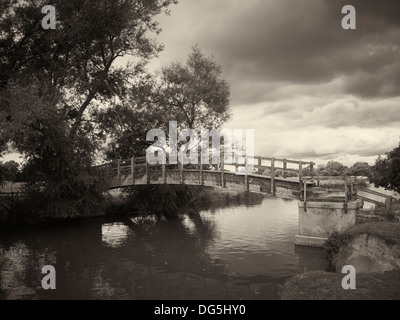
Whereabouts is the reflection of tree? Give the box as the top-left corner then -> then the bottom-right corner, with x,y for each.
186,209 -> 217,243
0,213 -> 230,299
0,221 -> 105,299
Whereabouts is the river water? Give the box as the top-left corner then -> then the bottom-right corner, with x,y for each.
0,197 -> 329,300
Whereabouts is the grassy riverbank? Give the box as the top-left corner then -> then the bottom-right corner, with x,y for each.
281,269 -> 400,300
106,184 -> 267,217
281,221 -> 400,300
1,183 -> 267,226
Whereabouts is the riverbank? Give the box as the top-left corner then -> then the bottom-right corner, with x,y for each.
281,221 -> 400,299
106,184 -> 268,217
1,183 -> 268,227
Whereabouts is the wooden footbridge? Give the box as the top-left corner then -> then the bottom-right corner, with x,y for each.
1,154 -> 396,207
100,155 -> 315,196
99,154 -> 397,206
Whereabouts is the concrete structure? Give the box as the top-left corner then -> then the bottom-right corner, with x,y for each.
295,200 -> 364,247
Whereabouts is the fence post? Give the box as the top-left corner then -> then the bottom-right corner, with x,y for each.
221,149 -> 226,188
200,152 -> 204,186
117,159 -> 121,186
344,178 -> 348,213
298,161 -> 303,190
162,160 -> 166,184
245,156 -> 249,191
386,197 -> 391,209
258,156 -> 262,174
310,161 -> 314,181
146,159 -> 150,184
271,157 -> 275,196
180,152 -> 184,184
131,156 -> 135,185
283,158 -> 287,178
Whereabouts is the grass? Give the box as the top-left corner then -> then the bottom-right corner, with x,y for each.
282,221 -> 400,299
106,185 -> 266,217
345,221 -> 400,245
280,269 -> 400,300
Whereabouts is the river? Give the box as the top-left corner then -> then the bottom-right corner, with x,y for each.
0,196 -> 329,300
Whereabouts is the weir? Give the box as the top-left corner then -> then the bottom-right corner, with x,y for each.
295,176 -> 364,247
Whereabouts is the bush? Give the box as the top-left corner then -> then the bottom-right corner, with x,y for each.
374,205 -> 399,222
117,184 -> 200,217
324,231 -> 353,263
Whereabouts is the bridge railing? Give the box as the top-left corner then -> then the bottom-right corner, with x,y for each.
300,176 -> 357,212
98,153 -> 315,195
354,186 -> 394,208
300,175 -> 396,209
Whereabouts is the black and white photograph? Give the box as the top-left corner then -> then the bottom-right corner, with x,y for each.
0,0 -> 400,304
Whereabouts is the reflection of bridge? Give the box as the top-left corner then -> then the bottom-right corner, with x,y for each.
102,155 -> 316,196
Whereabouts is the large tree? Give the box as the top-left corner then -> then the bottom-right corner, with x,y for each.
97,45 -> 232,160
371,143 -> 400,193
0,0 -> 177,217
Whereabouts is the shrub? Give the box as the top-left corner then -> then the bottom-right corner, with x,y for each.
324,231 -> 353,263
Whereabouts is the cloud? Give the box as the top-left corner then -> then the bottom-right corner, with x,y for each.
158,0 -> 400,105
153,0 -> 400,165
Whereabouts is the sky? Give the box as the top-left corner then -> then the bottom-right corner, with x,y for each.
2,0 -> 400,167
146,0 -> 400,167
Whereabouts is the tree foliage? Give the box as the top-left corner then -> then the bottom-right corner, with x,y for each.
0,0 -> 177,218
371,144 -> 400,193
158,45 -> 231,130
316,161 -> 348,176
348,162 -> 372,177
97,45 -> 232,160
0,160 -> 20,182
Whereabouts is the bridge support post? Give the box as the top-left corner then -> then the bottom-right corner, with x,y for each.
199,157 -> 204,186
258,156 -> 262,174
270,158 -> 275,196
180,153 -> 184,184
146,161 -> 150,184
162,161 -> 166,184
131,156 -> 135,185
295,200 -> 363,247
117,159 -> 121,186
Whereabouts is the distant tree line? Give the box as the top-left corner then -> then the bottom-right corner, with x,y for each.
307,161 -> 372,178
300,143 -> 400,194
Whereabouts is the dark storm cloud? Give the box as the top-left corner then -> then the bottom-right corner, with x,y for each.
155,0 -> 400,164
173,0 -> 400,104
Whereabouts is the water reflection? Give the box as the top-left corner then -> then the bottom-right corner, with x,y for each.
0,197 -> 329,300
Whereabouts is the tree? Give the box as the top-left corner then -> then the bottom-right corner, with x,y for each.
0,161 -> 20,181
371,144 -> 400,193
317,161 -> 348,176
348,162 -> 372,177
158,45 -> 231,130
0,0 -> 177,217
96,46 -> 232,160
